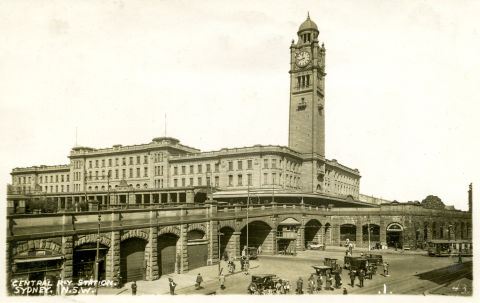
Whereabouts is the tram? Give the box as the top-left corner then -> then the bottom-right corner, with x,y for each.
427,240 -> 472,257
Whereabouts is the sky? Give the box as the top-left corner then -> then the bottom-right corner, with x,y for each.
1,0 -> 479,211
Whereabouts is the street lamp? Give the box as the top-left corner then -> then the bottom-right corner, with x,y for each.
218,232 -> 224,275
367,217 -> 371,251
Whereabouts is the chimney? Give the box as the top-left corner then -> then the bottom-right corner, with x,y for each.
468,183 -> 473,213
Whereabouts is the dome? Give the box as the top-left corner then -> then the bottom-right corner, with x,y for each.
298,13 -> 318,33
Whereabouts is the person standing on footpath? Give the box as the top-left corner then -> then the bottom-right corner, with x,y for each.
383,262 -> 389,276
131,281 -> 137,295
316,274 -> 323,291
219,273 -> 226,290
195,273 -> 203,290
349,270 -> 356,287
296,277 -> 303,294
169,278 -> 176,295
358,269 -> 365,288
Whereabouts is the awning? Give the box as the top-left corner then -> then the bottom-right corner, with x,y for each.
14,256 -> 63,263
279,217 -> 300,225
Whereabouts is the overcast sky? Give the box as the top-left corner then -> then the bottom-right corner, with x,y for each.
1,0 -> 479,211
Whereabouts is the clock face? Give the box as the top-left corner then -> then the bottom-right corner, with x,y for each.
296,51 -> 310,67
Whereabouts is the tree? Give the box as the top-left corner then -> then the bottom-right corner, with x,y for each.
421,195 -> 445,210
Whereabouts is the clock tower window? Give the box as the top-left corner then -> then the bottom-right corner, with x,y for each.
296,75 -> 310,89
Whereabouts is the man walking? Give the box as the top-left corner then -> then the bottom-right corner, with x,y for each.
296,277 -> 303,294
131,281 -> 137,295
349,270 -> 356,287
358,269 -> 365,288
383,262 -> 389,277
219,273 -> 226,290
195,273 -> 203,290
169,278 -> 176,295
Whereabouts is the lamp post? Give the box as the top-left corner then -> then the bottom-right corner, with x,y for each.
218,232 -> 224,275
368,217 -> 371,251
246,183 -> 250,273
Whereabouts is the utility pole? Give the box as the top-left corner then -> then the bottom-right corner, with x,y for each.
368,216 -> 371,251
246,183 -> 250,272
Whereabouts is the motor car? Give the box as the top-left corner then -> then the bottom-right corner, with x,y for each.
365,254 -> 383,265
306,241 -> 323,250
248,274 -> 277,294
312,265 -> 333,276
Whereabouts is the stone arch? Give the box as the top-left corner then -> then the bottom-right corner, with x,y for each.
237,218 -> 273,232
121,229 -> 149,242
218,220 -> 236,232
304,219 -> 322,247
386,222 -> 404,248
187,223 -> 207,234
75,234 -> 111,248
158,225 -> 181,237
13,239 -> 62,256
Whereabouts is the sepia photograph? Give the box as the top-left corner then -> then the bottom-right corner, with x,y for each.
1,0 -> 478,301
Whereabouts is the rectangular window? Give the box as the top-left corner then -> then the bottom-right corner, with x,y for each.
144,155 -> 148,164
61,175 -> 64,182
198,177 -> 202,186
228,175 -> 233,186
247,160 -> 252,169
55,185 -> 58,192
122,169 -> 126,178
144,167 -> 148,177
215,176 -> 219,187
215,162 -> 219,172
122,158 -> 126,165
40,176 -> 43,183
198,164 -> 202,174
182,178 -> 186,187
115,169 -> 119,179
174,166 -> 178,175
247,174 -> 252,186
56,175 -> 59,182
181,166 -> 186,174
61,185 -> 64,192
95,160 -> 98,168
115,158 -> 119,166
228,161 -> 233,171
237,160 -> 242,170
89,161 -> 92,168
263,173 -> 268,185
272,159 -> 277,169
66,175 -> 69,182
206,163 -> 211,173
190,165 -> 194,174
160,166 -> 164,176
129,157 -> 133,165
174,179 -> 178,187
109,159 -> 112,167
264,159 -> 268,169
101,159 -> 105,167
137,168 -> 140,177
206,177 -> 211,186
238,174 -> 243,186
137,156 -> 140,164
189,178 -> 193,186
129,168 -> 133,178
272,173 -> 277,184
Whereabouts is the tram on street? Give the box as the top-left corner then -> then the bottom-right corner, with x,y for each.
427,240 -> 472,257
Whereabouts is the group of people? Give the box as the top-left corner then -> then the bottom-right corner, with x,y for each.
248,279 -> 291,295
295,269 -> 343,295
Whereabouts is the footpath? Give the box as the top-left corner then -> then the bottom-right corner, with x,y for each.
97,259 -> 259,295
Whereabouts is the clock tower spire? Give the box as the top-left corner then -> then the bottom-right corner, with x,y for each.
288,14 -> 326,192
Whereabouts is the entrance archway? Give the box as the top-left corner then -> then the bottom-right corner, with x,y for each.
157,233 -> 179,276
240,221 -> 272,253
340,224 -> 357,242
219,227 -> 234,260
304,219 -> 322,248
386,223 -> 403,248
73,243 -> 108,282
187,230 -> 208,270
120,238 -> 147,283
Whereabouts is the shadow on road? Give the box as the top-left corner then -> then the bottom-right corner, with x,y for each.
415,261 -> 472,285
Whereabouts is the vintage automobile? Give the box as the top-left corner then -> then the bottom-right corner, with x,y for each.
248,274 -> 277,294
365,254 -> 383,265
344,256 -> 368,271
306,241 -> 324,250
244,247 -> 258,259
312,265 -> 333,276
324,258 -> 338,267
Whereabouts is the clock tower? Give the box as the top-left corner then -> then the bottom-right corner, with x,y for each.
288,14 -> 326,192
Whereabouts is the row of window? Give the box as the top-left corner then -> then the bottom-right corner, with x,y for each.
38,174 -> 70,184
173,163 -> 220,175
86,167 -> 149,180
87,155 -> 149,169
43,184 -> 70,193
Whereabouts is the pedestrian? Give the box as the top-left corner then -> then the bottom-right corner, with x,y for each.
243,259 -> 250,274
358,269 -> 365,288
195,273 -> 203,290
383,262 -> 389,276
257,244 -> 262,255
316,274 -> 323,291
131,281 -> 137,295
343,287 -> 348,295
169,278 -> 176,295
335,272 -> 341,289
349,270 -> 356,287
325,274 -> 332,290
307,274 -> 315,294
458,252 -> 463,264
219,273 -> 226,290
296,277 -> 303,294
349,243 -> 353,254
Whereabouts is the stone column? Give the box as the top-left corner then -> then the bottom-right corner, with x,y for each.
208,221 -> 219,266
318,226 -> 325,244
296,226 -> 305,251
332,224 -> 341,246
379,220 -> 387,247
231,232 -> 241,260
57,197 -> 62,211
356,221 -> 363,247
106,231 -> 120,281
145,227 -> 159,280
61,236 -> 74,281
177,224 -> 188,273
